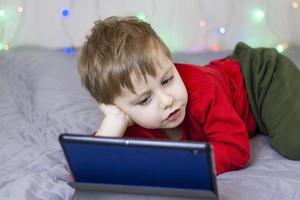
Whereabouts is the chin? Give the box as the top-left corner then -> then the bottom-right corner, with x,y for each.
137,123 -> 161,129
175,115 -> 185,127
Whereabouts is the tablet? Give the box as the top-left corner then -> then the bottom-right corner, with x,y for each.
59,133 -> 218,199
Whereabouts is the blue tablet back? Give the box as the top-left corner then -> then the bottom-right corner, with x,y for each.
59,134 -> 217,193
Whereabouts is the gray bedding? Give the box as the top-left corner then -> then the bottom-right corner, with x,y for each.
0,46 -> 300,200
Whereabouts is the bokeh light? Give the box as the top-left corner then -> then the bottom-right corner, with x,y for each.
65,47 -> 74,55
252,9 -> 265,22
292,2 -> 299,9
17,6 -> 23,13
199,20 -> 206,28
137,13 -> 147,21
0,9 -> 5,17
219,27 -> 226,34
62,9 -> 69,17
3,44 -> 9,50
276,44 -> 284,53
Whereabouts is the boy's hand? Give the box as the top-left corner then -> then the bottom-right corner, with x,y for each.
96,103 -> 134,137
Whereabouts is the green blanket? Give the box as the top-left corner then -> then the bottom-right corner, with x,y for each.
229,42 -> 300,159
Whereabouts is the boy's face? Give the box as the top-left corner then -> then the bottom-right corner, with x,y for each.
113,56 -> 188,130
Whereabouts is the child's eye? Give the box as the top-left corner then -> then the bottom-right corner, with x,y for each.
137,96 -> 151,105
161,75 -> 174,85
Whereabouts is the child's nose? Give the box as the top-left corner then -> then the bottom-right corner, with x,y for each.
159,91 -> 174,110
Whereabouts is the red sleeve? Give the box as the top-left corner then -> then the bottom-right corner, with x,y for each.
192,74 -> 250,175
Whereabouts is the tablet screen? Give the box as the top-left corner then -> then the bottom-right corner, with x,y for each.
61,136 -> 214,191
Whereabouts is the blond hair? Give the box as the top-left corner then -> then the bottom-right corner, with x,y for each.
78,16 -> 171,104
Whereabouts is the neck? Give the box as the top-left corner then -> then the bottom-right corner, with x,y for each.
163,127 -> 182,141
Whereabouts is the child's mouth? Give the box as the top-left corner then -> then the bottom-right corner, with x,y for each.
167,108 -> 180,121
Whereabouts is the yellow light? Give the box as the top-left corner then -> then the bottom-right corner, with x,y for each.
4,44 -> 9,50
17,6 -> 24,13
292,2 -> 299,9
282,42 -> 289,49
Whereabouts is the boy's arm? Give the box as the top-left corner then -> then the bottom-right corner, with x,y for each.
95,104 -> 133,137
193,74 -> 250,175
96,115 -> 128,137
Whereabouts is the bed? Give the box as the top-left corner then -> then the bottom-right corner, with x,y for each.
0,46 -> 300,200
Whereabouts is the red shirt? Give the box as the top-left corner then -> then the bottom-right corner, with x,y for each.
122,58 -> 256,175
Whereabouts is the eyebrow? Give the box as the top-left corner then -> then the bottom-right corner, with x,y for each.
131,65 -> 173,102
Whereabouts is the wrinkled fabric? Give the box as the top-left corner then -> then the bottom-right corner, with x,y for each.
0,47 -> 300,200
229,42 -> 300,159
0,47 -> 102,200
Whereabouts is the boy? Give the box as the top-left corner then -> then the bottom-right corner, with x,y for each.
77,16 -> 300,175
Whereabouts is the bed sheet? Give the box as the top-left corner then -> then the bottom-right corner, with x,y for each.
0,46 -> 300,200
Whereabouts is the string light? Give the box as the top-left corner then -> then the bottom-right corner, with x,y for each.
276,42 -> 289,53
219,27 -> 226,34
60,4 -> 74,55
199,20 -> 206,28
3,44 -> 9,50
62,9 -> 70,17
65,47 -> 74,55
137,13 -> 147,21
276,44 -> 284,53
0,5 -> 25,51
292,1 -> 299,9
0,2 -> 297,54
252,9 -> 265,22
210,45 -> 220,53
0,9 -> 5,17
17,6 -> 24,13
0,43 -> 10,51
282,42 -> 289,49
